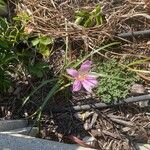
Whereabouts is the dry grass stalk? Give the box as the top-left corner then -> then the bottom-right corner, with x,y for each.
10,0 -> 150,47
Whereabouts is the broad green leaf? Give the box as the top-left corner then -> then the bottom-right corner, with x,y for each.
28,62 -> 50,78
75,10 -> 89,18
75,17 -> 84,25
31,38 -> 40,46
38,44 -> 50,57
40,36 -> 53,45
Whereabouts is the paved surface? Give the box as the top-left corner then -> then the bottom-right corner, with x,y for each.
0,120 -> 28,132
1,127 -> 38,137
0,133 -> 95,150
0,120 -> 149,150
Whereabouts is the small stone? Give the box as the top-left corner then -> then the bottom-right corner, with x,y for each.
130,84 -> 145,94
130,84 -> 149,107
74,111 -> 94,121
83,136 -> 95,145
147,41 -> 150,45
139,100 -> 149,107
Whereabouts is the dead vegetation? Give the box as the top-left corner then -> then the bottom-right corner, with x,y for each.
10,0 -> 150,45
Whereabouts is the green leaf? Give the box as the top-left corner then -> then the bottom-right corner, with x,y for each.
0,0 -> 6,5
0,53 -> 17,65
0,39 -> 9,49
75,5 -> 103,27
28,62 -> 50,78
75,10 -> 89,18
96,15 -> 103,25
75,17 -> 84,25
95,5 -> 101,14
39,81 -> 61,110
31,38 -> 40,46
84,17 -> 94,28
39,47 -> 50,58
0,17 -> 8,30
0,0 -> 7,16
13,12 -> 30,24
22,78 -> 58,107
39,36 -> 53,45
0,68 -> 11,92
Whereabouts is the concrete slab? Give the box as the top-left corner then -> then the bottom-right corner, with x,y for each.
0,120 -> 28,132
0,133 -> 95,150
1,127 -> 38,137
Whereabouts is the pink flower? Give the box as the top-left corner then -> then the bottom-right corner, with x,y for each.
67,60 -> 98,93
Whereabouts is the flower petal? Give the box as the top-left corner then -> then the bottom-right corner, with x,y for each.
87,78 -> 98,87
67,68 -> 78,77
79,60 -> 92,73
81,77 -> 98,93
73,80 -> 82,92
81,80 -> 92,93
87,74 -> 97,80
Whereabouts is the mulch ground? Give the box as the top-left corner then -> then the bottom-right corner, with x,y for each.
38,104 -> 150,150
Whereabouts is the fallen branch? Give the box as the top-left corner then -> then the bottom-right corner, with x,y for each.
117,29 -> 150,40
109,118 -> 134,127
51,94 -> 150,113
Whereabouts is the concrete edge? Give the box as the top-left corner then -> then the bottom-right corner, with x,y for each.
0,133 -> 95,150
1,127 -> 38,137
0,119 -> 28,132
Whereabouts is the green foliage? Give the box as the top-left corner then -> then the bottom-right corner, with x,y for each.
0,17 -> 23,91
28,62 -> 50,78
13,12 -> 31,25
0,0 -> 7,16
0,17 -> 28,49
0,51 -> 18,91
0,68 -> 11,92
31,35 -> 53,58
0,17 -> 51,91
96,59 -> 138,103
75,5 -> 104,28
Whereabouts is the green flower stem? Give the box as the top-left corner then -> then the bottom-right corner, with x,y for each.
126,57 -> 150,67
95,73 -> 131,81
74,42 -> 119,68
127,67 -> 150,74
30,81 -> 71,118
22,78 -> 58,106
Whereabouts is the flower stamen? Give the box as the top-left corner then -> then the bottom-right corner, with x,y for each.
76,74 -> 87,81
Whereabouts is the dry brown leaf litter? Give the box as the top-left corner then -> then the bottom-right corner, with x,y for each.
10,0 -> 150,46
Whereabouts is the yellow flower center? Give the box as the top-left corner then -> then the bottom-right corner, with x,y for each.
76,74 -> 87,81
